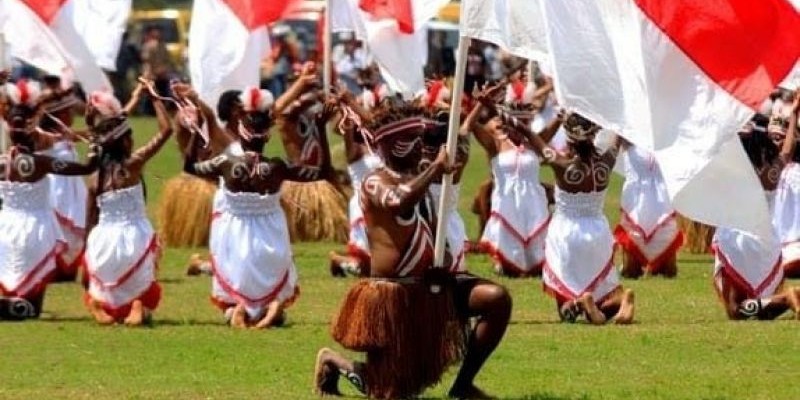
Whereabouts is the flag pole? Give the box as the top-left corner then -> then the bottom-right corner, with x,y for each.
433,35 -> 470,269
323,0 -> 332,95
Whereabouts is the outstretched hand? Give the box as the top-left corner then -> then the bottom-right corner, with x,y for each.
474,82 -> 505,106
433,146 -> 461,175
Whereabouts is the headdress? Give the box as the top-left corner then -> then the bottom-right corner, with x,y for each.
501,80 -> 536,119
238,87 -> 274,113
89,91 -> 123,120
563,112 -> 601,141
4,80 -> 42,108
418,80 -> 451,109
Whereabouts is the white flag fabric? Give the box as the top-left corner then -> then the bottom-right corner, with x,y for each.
460,0 -> 548,63
539,0 -> 800,241
4,0 -> 111,93
189,0 -> 299,107
329,0 -> 448,97
73,0 -> 132,72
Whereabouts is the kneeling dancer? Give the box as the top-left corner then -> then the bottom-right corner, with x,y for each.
314,101 -> 512,399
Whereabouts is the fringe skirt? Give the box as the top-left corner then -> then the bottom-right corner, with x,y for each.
677,215 -> 715,254
331,279 -> 467,399
281,180 -> 348,243
157,173 -> 217,248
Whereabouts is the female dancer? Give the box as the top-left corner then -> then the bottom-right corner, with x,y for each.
614,141 -> 683,278
772,95 -> 800,278
181,83 -> 311,328
0,79 -> 98,320
83,79 -> 172,326
466,80 -> 560,277
38,76 -> 91,282
712,97 -> 800,320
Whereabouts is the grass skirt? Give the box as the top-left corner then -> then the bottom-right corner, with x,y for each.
331,279 -> 466,399
281,180 -> 348,243
677,215 -> 715,254
157,174 -> 217,248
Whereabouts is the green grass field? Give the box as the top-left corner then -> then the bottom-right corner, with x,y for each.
3,117 -> 799,400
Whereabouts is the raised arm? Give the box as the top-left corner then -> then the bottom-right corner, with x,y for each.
123,82 -> 144,115
36,145 -> 100,176
362,147 -> 454,215
461,102 -> 497,157
780,91 -> 799,163
130,80 -> 173,166
537,109 -> 565,144
274,62 -> 319,114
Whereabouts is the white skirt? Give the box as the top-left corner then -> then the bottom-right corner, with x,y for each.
712,228 -> 783,298
543,213 -> 619,303
85,218 -> 161,312
210,191 -> 299,320
430,184 -> 468,272
480,183 -> 550,274
774,163 -> 800,266
616,179 -> 682,267
49,174 -> 88,268
0,208 -> 65,297
346,191 -> 370,260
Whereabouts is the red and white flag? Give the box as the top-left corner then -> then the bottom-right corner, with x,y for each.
4,0 -> 111,93
461,0 -> 800,239
461,0 -> 548,62
189,0 -> 300,107
330,0 -> 448,97
73,0 -> 132,72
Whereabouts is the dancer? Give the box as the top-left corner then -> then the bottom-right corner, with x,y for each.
277,62 -> 349,243
0,79 -> 98,320
614,141 -> 684,278
328,90 -> 383,277
314,100 -> 512,400
38,75 -> 90,282
182,85 -> 308,329
711,98 -> 800,320
83,79 -> 172,326
772,94 -> 800,278
467,79 -> 560,277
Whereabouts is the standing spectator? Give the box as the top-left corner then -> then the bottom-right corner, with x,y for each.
261,25 -> 298,97
140,26 -> 174,114
464,42 -> 487,94
110,31 -> 141,106
333,33 -> 370,93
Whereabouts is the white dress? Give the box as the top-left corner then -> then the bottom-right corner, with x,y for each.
773,163 -> 800,268
713,191 -> 783,299
480,146 -> 550,274
85,184 -> 161,315
429,183 -> 468,272
47,140 -> 88,271
615,146 -> 682,270
347,153 -> 382,260
543,188 -> 620,303
0,179 -> 65,297
210,188 -> 299,320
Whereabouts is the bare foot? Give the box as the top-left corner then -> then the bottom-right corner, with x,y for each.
614,289 -> 635,325
789,288 -> 800,320
328,251 -> 346,278
448,384 -> 497,399
124,300 -> 144,326
230,304 -> 247,328
253,301 -> 282,329
314,348 -> 342,396
87,299 -> 115,325
577,293 -> 607,325
186,253 -> 204,276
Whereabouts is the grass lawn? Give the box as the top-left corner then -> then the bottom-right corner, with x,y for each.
2,117 -> 798,400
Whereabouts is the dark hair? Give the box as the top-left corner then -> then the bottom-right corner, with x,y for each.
217,90 -> 242,123
42,75 -> 61,89
741,131 -> 778,169
94,117 -> 132,162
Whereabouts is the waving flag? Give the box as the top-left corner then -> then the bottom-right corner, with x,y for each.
4,0 -> 111,93
72,0 -> 132,72
189,0 -> 300,106
460,0 -> 800,240
330,0 -> 448,97
461,0 -> 548,62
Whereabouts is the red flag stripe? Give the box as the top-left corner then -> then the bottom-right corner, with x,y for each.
222,0 -> 301,31
21,0 -> 68,25
634,0 -> 800,110
359,0 -> 415,34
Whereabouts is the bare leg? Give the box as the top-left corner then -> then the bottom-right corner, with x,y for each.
253,301 -> 282,329
313,347 -> 365,396
87,299 -> 115,325
449,283 -> 511,399
577,293 -> 607,325
739,287 -> 800,320
620,251 -> 644,279
613,289 -> 635,324
124,300 -> 144,326
230,304 -> 247,328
